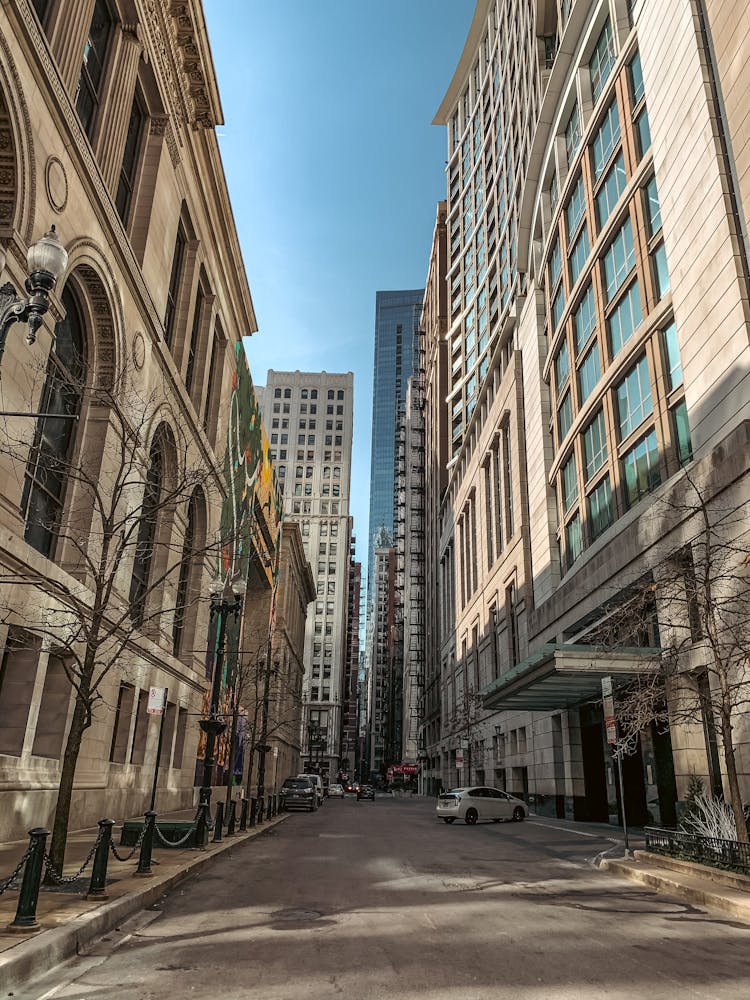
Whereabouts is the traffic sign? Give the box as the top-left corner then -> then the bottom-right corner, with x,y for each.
147,687 -> 167,715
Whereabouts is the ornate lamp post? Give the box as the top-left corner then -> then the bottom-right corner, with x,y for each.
0,226 -> 68,368
196,575 -> 245,846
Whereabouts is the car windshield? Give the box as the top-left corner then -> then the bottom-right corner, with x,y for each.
283,779 -> 311,789
447,788 -> 466,794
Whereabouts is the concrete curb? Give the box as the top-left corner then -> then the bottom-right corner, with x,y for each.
599,854 -> 750,923
0,814 -> 289,995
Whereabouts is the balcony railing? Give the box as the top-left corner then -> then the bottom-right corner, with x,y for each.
645,826 -> 750,876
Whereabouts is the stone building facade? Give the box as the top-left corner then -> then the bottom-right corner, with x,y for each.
430,0 -> 750,823
0,0 -> 263,842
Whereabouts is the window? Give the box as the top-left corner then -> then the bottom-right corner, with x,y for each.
184,285 -> 204,393
589,19 -> 616,102
603,218 -> 635,300
569,225 -> 590,285
565,103 -> 581,165
115,92 -> 145,224
0,632 -> 40,755
566,175 -> 586,237
596,153 -> 626,228
562,453 -> 578,511
555,340 -> 570,391
549,236 -> 562,286
172,491 -> 197,656
129,434 -> 165,626
583,410 -> 608,479
592,102 -> 621,181
337,390 -> 344,400
274,388 -> 281,398
75,0 -> 113,137
645,176 -> 662,235
22,285 -> 85,558
609,281 -> 642,354
622,430 -> 661,507
565,513 -> 583,567
617,356 -> 653,438
284,388 -> 291,398
663,321 -> 683,389
574,284 -> 596,351
578,342 -> 600,402
653,243 -> 670,298
109,682 -> 135,763
588,476 -> 613,540
636,107 -> 651,156
630,51 -> 645,105
558,390 -> 573,440
673,400 -> 693,465
164,226 -> 186,349
552,285 -> 565,331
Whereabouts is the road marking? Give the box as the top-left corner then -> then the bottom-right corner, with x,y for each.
526,820 -> 618,841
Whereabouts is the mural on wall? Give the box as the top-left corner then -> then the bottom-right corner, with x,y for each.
196,342 -> 284,782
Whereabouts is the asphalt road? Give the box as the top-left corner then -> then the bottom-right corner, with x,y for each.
22,795 -> 750,1000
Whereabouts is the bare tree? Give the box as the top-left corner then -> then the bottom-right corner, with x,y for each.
449,686 -> 485,782
0,358 -> 226,873
597,470 -> 750,842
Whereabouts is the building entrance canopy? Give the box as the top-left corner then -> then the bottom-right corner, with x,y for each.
480,644 -> 660,712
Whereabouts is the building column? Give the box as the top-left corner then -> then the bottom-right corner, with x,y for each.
47,0 -> 95,97
95,24 -> 143,194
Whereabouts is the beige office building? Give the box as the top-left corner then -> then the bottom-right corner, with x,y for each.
430,0 -> 750,824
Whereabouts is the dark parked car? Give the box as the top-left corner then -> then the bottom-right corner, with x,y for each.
280,776 -> 317,812
357,784 -> 375,801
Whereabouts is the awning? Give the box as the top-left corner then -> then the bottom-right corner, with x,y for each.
480,644 -> 660,712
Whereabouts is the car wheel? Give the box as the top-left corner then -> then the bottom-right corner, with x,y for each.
513,806 -> 525,822
443,818 -> 455,825
464,808 -> 478,825
492,818 -> 501,823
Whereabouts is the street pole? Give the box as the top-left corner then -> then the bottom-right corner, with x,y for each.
149,687 -> 169,812
615,751 -> 631,856
198,601 -> 229,836
255,640 -> 273,812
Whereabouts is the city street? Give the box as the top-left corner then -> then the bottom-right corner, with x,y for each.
19,795 -> 750,1000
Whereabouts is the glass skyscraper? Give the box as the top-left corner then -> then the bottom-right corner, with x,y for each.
366,289 -> 423,587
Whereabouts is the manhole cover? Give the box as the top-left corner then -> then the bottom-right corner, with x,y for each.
271,907 -> 323,922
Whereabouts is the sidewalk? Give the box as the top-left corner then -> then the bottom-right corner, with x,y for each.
0,807 -> 289,995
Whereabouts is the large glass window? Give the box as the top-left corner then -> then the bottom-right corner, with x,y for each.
579,343 -> 601,403
558,390 -> 573,440
565,103 -> 582,165
115,93 -> 145,224
617,356 -> 653,439
569,225 -> 590,286
663,321 -> 683,388
76,0 -> 114,137
583,410 -> 608,479
622,430 -> 661,508
574,284 -> 597,352
590,19 -> 616,102
164,225 -> 185,349
566,175 -> 586,237
645,175 -> 662,235
596,153 -> 626,228
592,102 -> 621,180
22,286 -> 85,558
562,453 -> 578,511
588,476 -> 613,540
129,435 -> 164,626
603,218 -> 636,301
552,285 -> 565,331
555,339 -> 570,391
549,236 -> 562,286
673,400 -> 693,465
630,51 -> 645,105
565,513 -> 583,567
653,243 -> 670,299
636,107 -> 651,156
609,281 -> 642,355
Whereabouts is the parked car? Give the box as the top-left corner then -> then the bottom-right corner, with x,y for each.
297,773 -> 324,805
280,776 -> 318,812
436,787 -> 527,825
328,783 -> 345,798
357,784 -> 375,801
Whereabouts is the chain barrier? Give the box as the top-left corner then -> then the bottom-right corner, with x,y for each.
43,829 -> 103,885
0,845 -> 32,897
154,821 -> 198,848
109,822 -> 148,862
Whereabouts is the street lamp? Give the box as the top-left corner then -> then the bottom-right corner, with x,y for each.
196,574 -> 245,845
0,226 -> 68,368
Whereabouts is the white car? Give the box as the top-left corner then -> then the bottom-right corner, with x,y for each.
437,786 -> 528,825
328,783 -> 345,798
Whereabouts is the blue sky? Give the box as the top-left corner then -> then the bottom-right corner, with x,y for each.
203,1 -> 474,582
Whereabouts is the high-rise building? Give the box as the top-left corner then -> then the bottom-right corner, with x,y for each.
340,540 -> 361,782
428,0 -> 750,826
367,529 -> 396,779
367,290 -> 423,578
258,371 -> 354,785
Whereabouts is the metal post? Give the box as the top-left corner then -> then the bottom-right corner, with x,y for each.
9,828 -> 49,931
226,799 -> 237,836
149,688 -> 169,812
194,801 -> 209,849
239,798 -> 249,831
249,797 -> 257,827
212,801 -> 224,843
615,753 -> 631,855
86,819 -> 115,899
198,603 -> 229,843
136,811 -> 157,876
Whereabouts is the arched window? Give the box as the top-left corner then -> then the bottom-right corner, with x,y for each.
129,434 -> 164,627
22,285 -> 86,558
172,491 -> 196,656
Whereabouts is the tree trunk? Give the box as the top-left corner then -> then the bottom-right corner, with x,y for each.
47,692 -> 90,879
720,711 -> 749,843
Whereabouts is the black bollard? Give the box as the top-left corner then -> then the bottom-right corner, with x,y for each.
249,797 -> 257,827
257,795 -> 265,824
239,798 -> 249,832
194,801 -> 209,849
270,795 -> 276,818
226,799 -> 237,836
9,828 -> 49,932
86,819 -> 115,899
212,801 -> 224,843
136,811 -> 156,876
